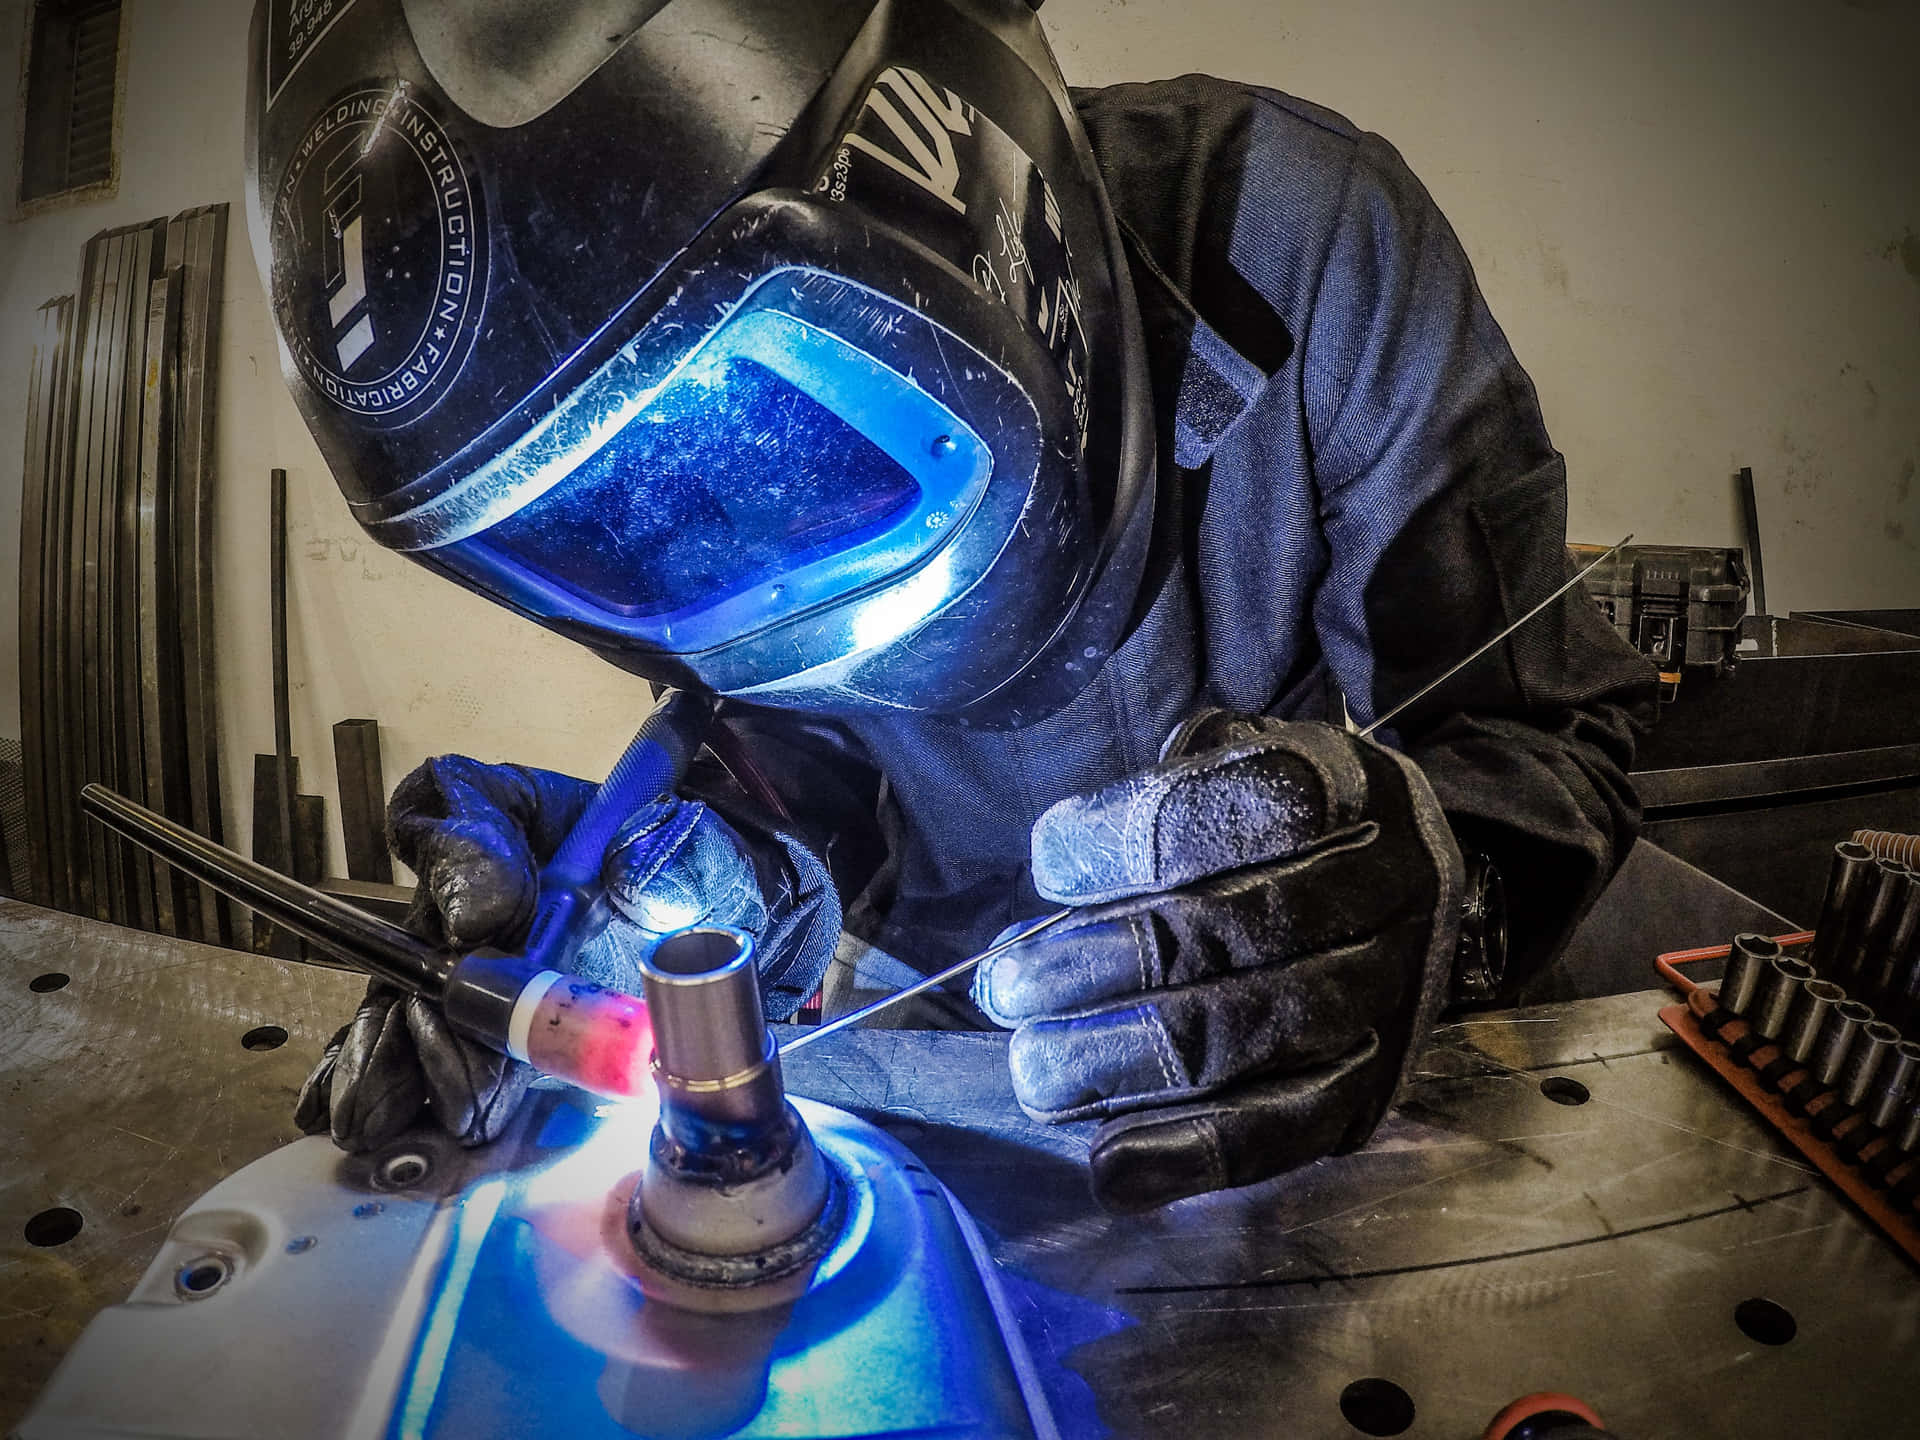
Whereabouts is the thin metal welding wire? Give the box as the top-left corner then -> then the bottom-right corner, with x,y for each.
1357,534 -> 1633,740
1854,830 -> 1920,869
779,908 -> 1074,1056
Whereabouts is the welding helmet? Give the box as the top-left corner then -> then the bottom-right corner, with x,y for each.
246,0 -> 1153,726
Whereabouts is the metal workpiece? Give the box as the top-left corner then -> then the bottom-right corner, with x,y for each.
1808,841 -> 1877,978
629,926 -> 838,1311
1718,931 -> 1780,1016
1784,978 -> 1847,1065
1865,1040 -> 1920,1131
1750,953 -> 1815,1041
1814,998 -> 1877,1087
1840,1020 -> 1904,1110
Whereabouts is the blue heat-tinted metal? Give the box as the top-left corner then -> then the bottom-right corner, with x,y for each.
427,271 -> 993,655
383,1094 -> 1051,1440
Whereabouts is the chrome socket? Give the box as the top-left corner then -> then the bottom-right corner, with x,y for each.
1808,841 -> 1877,978
1866,1040 -> 1920,1132
1897,1094 -> 1920,1156
1845,859 -> 1910,987
1751,954 -> 1815,1042
1720,933 -> 1781,1017
1840,1020 -> 1903,1110
1865,867 -> 1920,1010
1784,978 -> 1847,1066
1813,999 -> 1876,1088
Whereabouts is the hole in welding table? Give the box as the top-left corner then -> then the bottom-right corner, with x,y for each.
1539,1076 -> 1591,1106
1338,1377 -> 1415,1436
1734,1297 -> 1797,1346
24,1207 -> 83,1247
28,972 -> 69,992
241,1025 -> 289,1051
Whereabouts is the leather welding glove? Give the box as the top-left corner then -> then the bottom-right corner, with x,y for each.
972,713 -> 1463,1213
295,754 -> 789,1153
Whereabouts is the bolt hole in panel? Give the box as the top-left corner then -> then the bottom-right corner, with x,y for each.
1538,1076 -> 1591,1107
1339,1376 -> 1416,1436
28,972 -> 69,992
18,1095 -> 1056,1439
240,1024 -> 288,1051
1733,1296 -> 1797,1346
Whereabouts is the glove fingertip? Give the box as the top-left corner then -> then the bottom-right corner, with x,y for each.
1030,792 -> 1149,904
1088,1113 -> 1228,1214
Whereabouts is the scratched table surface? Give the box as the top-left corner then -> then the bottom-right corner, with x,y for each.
3,896 -> 1913,1439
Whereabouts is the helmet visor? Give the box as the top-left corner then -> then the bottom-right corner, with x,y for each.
423,272 -> 996,653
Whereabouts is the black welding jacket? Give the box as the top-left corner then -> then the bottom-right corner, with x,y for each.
696,76 -> 1658,1016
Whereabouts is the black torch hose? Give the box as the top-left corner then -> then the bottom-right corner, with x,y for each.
80,782 -> 453,997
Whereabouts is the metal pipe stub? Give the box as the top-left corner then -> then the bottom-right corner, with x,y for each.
628,926 -> 841,1312
1719,933 -> 1780,1018
642,926 -> 786,1144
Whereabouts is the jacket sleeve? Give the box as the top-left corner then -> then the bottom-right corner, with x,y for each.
1299,129 -> 1658,989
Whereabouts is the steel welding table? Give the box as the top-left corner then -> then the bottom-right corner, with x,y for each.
2,889 -> 1913,1439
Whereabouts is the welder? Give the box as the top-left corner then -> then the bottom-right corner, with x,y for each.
252,0 -> 1655,1212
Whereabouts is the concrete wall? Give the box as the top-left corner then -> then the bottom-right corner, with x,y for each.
3,0 -> 1917,889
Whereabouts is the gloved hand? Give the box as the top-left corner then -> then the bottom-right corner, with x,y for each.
972,713 -> 1463,1213
295,754 -> 771,1153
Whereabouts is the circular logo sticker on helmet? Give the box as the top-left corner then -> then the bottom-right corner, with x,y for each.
271,81 -> 485,426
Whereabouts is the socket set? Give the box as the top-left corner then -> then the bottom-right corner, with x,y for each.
1655,829 -> 1920,1267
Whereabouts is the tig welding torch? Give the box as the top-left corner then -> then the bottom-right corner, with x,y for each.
80,689 -> 714,1101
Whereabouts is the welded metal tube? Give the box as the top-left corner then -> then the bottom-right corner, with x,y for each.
1841,1020 -> 1903,1110
1785,978 -> 1847,1065
1720,933 -> 1779,1017
1809,842 -> 1877,978
1866,1040 -> 1920,1131
1751,954 -> 1815,1041
1814,999 -> 1875,1088
640,926 -> 783,1139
